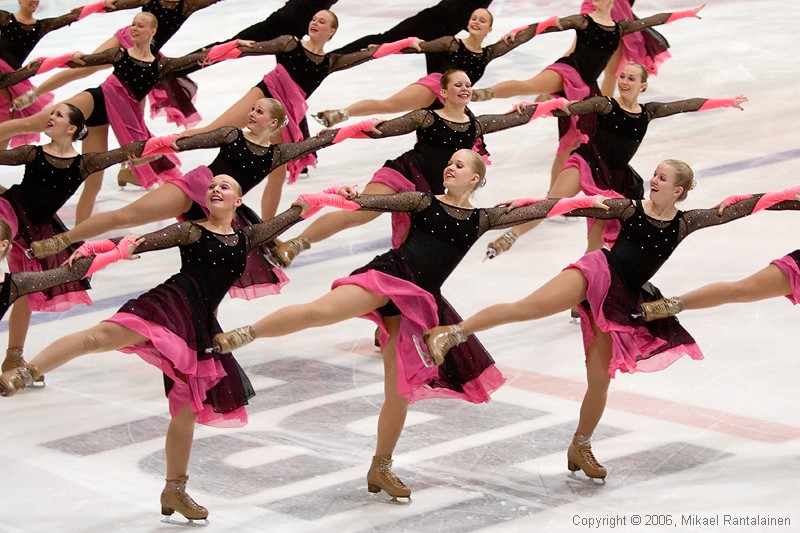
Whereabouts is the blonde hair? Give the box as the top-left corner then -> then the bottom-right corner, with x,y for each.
459,149 -> 487,191
262,98 -> 288,129
663,159 -> 695,201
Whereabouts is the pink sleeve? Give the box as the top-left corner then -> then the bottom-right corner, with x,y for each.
546,196 -> 600,217
753,186 -> 800,213
84,238 -> 136,278
720,193 -> 753,208
34,52 -> 76,74
698,99 -> 736,111
530,97 -> 568,121
373,37 -> 418,59
332,119 -> 374,143
78,0 -> 107,20
204,41 -> 243,65
75,239 -> 116,257
534,16 -> 559,36
299,193 -> 361,219
511,197 -> 546,207
142,135 -> 177,157
666,9 -> 697,24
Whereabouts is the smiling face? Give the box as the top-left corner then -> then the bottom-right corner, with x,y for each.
44,104 -> 78,141
440,70 -> 473,105
130,13 -> 157,45
648,161 -> 683,204
466,9 -> 493,37
205,175 -> 243,211
617,63 -> 647,97
308,10 -> 338,42
443,149 -> 484,193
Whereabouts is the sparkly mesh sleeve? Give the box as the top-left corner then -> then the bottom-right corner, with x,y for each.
554,96 -> 613,118
80,142 -> 146,177
174,127 -> 240,151
0,145 -> 37,167
364,109 -> 433,139
476,107 -> 537,135
485,18 -> 566,61
272,129 -> 338,169
39,8 -> 82,35
418,36 -> 459,54
480,198 -> 634,233
619,13 -> 672,36
240,35 -> 297,56
71,47 -> 121,68
241,205 -> 304,251
184,0 -> 223,14
328,46 -> 384,73
556,14 -> 589,32
127,222 -> 202,255
644,98 -> 708,120
680,195 -> 800,240
352,191 -> 431,213
107,0 -> 149,10
0,62 -> 40,90
159,50 -> 210,78
8,256 -> 94,302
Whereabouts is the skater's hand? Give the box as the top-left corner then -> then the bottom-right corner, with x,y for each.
732,96 -> 748,110
692,4 -> 705,18
510,101 -> 533,114
120,236 -> 144,260
236,39 -> 256,49
293,196 -> 312,217
336,184 -> 360,199
104,0 -> 118,9
69,52 -> 86,66
593,196 -> 611,210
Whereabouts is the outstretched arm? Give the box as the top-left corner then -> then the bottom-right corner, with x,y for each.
241,205 -> 305,250
80,141 -> 147,176
271,129 -> 338,169
646,96 -> 748,119
619,5 -> 704,36
485,197 -> 632,230
0,62 -> 42,90
7,257 -> 95,303
328,38 -> 421,73
488,15 -> 564,61
0,145 -> 37,167
356,109 -> 432,139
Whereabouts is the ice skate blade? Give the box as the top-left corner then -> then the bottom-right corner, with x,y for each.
567,471 -> 606,485
310,113 -> 329,127
369,492 -> 412,505
412,335 -> 434,367
24,248 -> 37,260
161,516 -> 209,527
483,249 -> 496,262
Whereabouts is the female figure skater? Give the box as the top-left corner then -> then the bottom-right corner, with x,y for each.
421,161 -> 800,480
0,12 -> 254,223
0,0 -> 113,148
471,1 -> 704,185
182,9 -> 423,219
313,7 -> 552,127
486,62 -> 748,258
639,187 -> 800,321
29,98 -> 366,299
209,149 -> 608,500
273,69 -> 566,267
578,0 -> 671,97
0,103 -> 154,380
0,174 -> 321,525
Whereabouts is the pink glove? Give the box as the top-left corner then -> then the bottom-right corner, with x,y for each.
332,119 -> 375,143
546,196 -> 601,217
754,186 -> 800,213
142,135 -> 178,157
83,237 -> 137,278
372,37 -> 418,59
534,16 -> 559,36
719,193 -> 753,208
299,193 -> 361,219
666,9 -> 699,24
78,0 -> 106,20
34,52 -> 76,74
509,197 -> 546,207
203,40 -> 243,65
529,97 -> 569,121
699,98 -> 737,111
75,239 -> 116,257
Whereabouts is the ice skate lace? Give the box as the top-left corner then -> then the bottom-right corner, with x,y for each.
490,231 -> 517,252
380,459 -> 408,489
643,297 -> 683,320
576,443 -> 602,468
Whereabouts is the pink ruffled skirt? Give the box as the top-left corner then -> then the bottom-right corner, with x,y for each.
772,250 -> 800,304
568,250 -> 703,377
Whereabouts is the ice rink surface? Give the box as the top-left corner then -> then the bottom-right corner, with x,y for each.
1,1 -> 799,531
